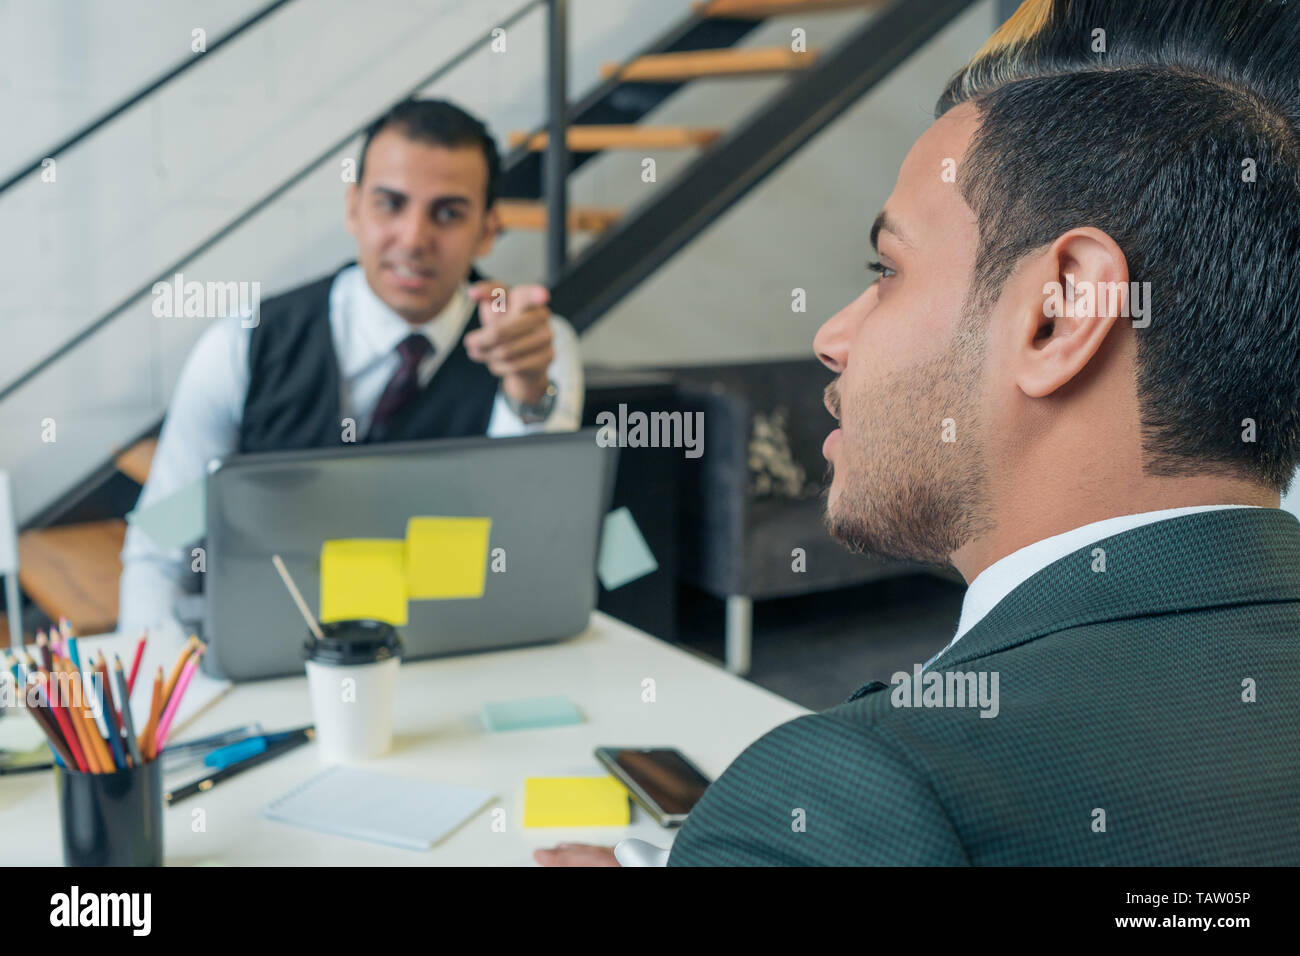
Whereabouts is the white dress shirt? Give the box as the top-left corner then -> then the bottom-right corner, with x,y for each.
119,264 -> 583,632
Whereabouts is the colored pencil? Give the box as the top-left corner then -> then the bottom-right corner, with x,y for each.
155,647 -> 203,753
111,656 -> 145,767
82,656 -> 114,757
35,631 -> 52,673
61,656 -> 107,773
94,656 -> 126,770
97,652 -> 127,735
22,675 -> 55,730
41,671 -> 89,772
63,660 -> 112,773
139,668 -> 163,761
159,636 -> 200,716
127,631 -> 147,695
28,677 -> 77,768
56,659 -> 102,774
24,672 -> 67,768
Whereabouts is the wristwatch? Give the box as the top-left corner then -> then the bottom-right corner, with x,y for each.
505,379 -> 558,424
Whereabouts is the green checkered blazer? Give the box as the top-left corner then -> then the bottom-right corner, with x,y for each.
668,507 -> 1300,865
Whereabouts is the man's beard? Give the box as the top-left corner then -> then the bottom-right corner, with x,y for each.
824,315 -> 992,567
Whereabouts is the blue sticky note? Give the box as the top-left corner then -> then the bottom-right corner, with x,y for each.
597,506 -> 657,591
481,695 -> 583,732
126,476 -> 206,551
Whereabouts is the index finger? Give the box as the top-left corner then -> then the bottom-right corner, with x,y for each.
483,283 -> 548,318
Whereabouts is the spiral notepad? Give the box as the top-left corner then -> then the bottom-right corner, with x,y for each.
264,765 -> 493,851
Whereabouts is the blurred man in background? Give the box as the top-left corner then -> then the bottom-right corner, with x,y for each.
120,99 -> 581,633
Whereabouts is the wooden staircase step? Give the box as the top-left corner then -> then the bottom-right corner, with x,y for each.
698,0 -> 880,17
17,519 -> 124,637
508,125 -> 723,152
601,47 -> 818,82
496,200 -> 622,234
114,437 -> 157,485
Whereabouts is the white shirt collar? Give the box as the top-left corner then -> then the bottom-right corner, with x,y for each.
949,505 -> 1261,649
336,264 -> 471,379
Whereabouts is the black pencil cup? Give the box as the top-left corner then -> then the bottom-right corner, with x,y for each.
56,759 -> 164,866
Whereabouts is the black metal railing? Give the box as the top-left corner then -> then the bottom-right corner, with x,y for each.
0,0 -> 298,195
545,0 -> 570,285
551,0 -> 981,331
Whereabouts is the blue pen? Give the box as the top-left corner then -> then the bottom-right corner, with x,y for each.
204,737 -> 268,770
203,731 -> 300,771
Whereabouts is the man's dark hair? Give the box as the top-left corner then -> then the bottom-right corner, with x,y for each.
357,98 -> 501,208
937,0 -> 1300,492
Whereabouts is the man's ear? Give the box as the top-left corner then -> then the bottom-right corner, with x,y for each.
344,182 -> 360,238
476,203 -> 502,258
1013,227 -> 1129,399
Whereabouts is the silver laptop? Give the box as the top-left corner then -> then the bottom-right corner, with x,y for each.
202,429 -> 616,681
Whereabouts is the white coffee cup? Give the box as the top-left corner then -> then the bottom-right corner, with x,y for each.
303,620 -> 403,763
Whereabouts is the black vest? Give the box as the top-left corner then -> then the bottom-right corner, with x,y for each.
238,264 -> 499,452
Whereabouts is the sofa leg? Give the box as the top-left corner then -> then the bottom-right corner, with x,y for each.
725,595 -> 752,676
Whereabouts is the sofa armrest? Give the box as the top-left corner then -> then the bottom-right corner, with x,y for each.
670,382 -> 751,596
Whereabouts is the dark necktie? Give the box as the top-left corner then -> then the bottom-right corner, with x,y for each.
367,333 -> 433,442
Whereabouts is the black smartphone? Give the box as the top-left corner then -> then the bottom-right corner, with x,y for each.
594,747 -> 713,827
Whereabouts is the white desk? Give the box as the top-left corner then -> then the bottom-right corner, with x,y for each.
0,613 -> 807,865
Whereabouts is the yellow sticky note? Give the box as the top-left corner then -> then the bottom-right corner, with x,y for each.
406,517 -> 492,600
523,776 -> 630,828
319,539 -> 408,626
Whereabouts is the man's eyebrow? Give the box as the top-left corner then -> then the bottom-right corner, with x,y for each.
368,187 -> 474,208
870,210 -> 915,252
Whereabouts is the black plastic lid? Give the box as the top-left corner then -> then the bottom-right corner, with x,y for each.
304,619 -> 403,666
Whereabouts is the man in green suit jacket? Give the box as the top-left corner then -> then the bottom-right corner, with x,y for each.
667,506 -> 1300,865
538,0 -> 1300,867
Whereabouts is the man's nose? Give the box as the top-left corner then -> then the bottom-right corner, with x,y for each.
814,289 -> 871,374
396,210 -> 436,253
